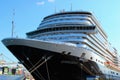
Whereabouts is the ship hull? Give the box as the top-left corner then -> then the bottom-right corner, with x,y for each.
2,38 -> 120,80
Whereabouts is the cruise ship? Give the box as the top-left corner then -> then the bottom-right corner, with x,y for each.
2,11 -> 120,80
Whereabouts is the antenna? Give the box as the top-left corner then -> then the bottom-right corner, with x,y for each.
70,3 -> 72,11
12,9 -> 15,37
54,6 -> 56,13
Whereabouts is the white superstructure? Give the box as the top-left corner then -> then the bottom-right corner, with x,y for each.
27,11 -> 120,68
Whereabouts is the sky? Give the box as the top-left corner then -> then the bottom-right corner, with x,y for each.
0,0 -> 120,62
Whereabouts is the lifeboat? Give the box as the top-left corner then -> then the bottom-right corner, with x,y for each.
104,61 -> 120,72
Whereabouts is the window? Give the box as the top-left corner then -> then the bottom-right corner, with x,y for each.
90,57 -> 93,60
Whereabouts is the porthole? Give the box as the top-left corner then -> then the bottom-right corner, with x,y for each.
90,57 -> 93,60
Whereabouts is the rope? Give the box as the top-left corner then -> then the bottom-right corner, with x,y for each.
22,50 -> 45,80
27,57 -> 46,80
29,56 -> 44,71
80,63 -> 94,75
45,57 -> 51,80
27,58 -> 45,80
30,56 -> 52,73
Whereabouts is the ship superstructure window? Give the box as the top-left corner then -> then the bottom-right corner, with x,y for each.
27,26 -> 95,36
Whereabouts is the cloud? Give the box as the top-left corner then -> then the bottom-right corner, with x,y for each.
36,1 -> 45,5
36,0 -> 55,6
48,0 -> 55,3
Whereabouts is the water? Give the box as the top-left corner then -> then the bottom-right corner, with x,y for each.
0,75 -> 24,80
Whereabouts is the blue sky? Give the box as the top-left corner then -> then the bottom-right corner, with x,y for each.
0,0 -> 120,62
